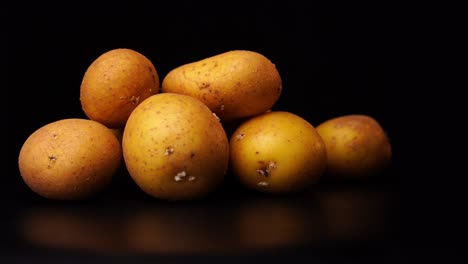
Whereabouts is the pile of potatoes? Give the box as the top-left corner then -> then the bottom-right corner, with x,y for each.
18,48 -> 392,201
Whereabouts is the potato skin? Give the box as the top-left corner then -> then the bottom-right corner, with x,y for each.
229,111 -> 327,193
161,50 -> 282,121
316,114 -> 392,178
80,48 -> 159,128
18,119 -> 122,200
122,93 -> 229,200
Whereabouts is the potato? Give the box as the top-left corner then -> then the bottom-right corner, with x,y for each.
122,93 -> 229,200
80,48 -> 160,128
229,111 -> 327,193
161,50 -> 282,121
316,114 -> 392,178
18,118 -> 122,200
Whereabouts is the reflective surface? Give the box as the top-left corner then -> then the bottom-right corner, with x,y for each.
6,174 -> 400,261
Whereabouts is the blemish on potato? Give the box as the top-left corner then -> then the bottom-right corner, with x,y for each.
236,132 -> 245,141
256,168 -> 269,177
148,67 -> 157,84
213,113 -> 221,122
164,147 -> 174,156
257,181 -> 269,187
47,155 -> 57,169
130,95 -> 140,105
199,82 -> 210,89
268,161 -> 277,170
174,171 -> 187,182
256,160 -> 276,177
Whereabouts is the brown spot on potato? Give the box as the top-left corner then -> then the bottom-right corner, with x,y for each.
199,82 -> 210,89
164,147 -> 174,156
47,155 -> 57,169
256,160 -> 276,177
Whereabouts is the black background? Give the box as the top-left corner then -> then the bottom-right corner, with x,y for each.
5,1 -> 459,263
7,2 -> 401,187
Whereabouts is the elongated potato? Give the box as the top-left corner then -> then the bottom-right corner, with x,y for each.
161,50 -> 282,121
122,93 -> 229,200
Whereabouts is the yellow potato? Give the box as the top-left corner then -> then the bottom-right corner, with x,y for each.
229,111 -> 327,193
316,114 -> 392,178
122,93 -> 229,200
80,48 -> 160,128
18,118 -> 122,200
161,50 -> 282,121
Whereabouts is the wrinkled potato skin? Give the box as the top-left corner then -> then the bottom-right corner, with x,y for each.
80,48 -> 160,128
122,93 -> 229,200
161,50 -> 282,121
316,114 -> 392,178
18,119 -> 122,200
229,111 -> 327,193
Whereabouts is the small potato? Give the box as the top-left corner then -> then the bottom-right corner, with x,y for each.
229,111 -> 327,193
18,119 -> 122,200
316,114 -> 392,178
122,93 -> 229,200
80,48 -> 159,128
161,50 -> 282,121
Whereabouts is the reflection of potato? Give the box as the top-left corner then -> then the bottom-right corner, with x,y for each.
18,118 -> 122,200
229,111 -> 327,193
235,197 -> 320,250
123,93 -> 229,200
316,115 -> 392,178
162,50 -> 282,121
21,207 -> 122,254
80,48 -> 159,128
123,206 -> 235,254
317,188 -> 392,240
